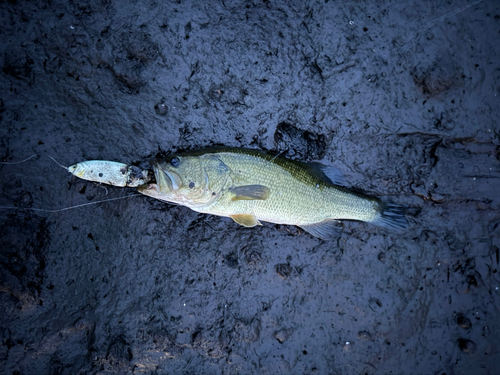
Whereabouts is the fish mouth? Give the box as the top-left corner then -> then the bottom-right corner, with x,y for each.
137,182 -> 160,195
137,183 -> 179,205
154,164 -> 181,193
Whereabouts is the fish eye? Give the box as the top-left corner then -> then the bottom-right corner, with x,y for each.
170,157 -> 180,167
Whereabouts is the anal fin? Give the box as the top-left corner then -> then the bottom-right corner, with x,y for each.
230,214 -> 262,227
299,220 -> 342,240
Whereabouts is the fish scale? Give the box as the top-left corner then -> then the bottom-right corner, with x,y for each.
211,152 -> 378,226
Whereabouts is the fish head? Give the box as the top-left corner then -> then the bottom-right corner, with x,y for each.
138,153 -> 230,208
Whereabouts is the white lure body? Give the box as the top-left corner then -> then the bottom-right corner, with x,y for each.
68,160 -> 151,187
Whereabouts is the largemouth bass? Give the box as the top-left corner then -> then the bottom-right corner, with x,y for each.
137,148 -> 407,239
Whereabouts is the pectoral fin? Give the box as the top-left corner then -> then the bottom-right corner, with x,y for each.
230,214 -> 262,227
299,220 -> 342,240
229,185 -> 270,201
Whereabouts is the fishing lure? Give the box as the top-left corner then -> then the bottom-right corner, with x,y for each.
67,160 -> 152,187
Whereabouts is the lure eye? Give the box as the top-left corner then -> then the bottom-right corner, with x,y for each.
170,157 -> 180,167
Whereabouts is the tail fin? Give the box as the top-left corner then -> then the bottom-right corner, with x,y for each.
372,202 -> 408,230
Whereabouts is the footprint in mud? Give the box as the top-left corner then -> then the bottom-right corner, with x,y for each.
412,54 -> 464,97
273,121 -> 331,160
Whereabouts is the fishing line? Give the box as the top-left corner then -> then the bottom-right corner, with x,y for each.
0,194 -> 143,213
0,154 -> 38,165
47,155 -> 68,170
402,0 -> 484,49
420,0 -> 483,34
2,154 -> 149,213
1,2 -> 484,215
269,149 -> 287,163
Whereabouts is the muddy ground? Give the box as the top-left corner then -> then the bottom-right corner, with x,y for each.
1,0 -> 499,374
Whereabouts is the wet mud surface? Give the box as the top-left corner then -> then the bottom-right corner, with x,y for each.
1,1 -> 499,374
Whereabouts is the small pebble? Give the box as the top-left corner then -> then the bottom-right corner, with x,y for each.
274,329 -> 290,343
482,326 -> 490,338
357,330 -> 372,340
19,191 -> 33,207
343,341 -> 353,351
154,101 -> 169,116
275,263 -> 292,279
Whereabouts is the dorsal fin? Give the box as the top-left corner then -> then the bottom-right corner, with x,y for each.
303,162 -> 346,186
161,147 -> 346,187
